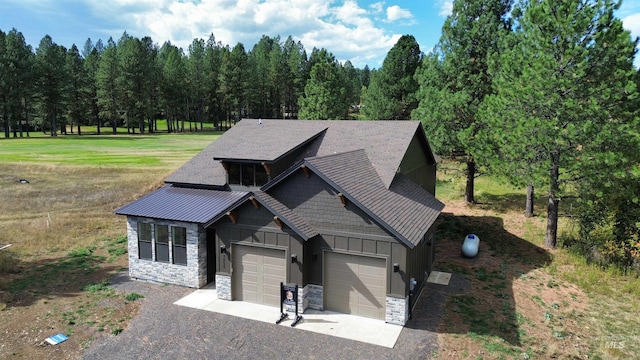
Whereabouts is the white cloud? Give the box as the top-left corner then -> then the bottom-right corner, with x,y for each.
386,5 -> 412,22
438,0 -> 452,17
623,13 -> 640,39
82,0 -> 402,67
335,0 -> 368,26
369,1 -> 384,14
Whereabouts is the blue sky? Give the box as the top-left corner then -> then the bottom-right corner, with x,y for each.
1,0 -> 639,68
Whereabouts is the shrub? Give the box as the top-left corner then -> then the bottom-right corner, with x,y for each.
124,292 -> 144,301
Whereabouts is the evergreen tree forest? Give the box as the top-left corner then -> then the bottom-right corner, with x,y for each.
0,31 -> 370,136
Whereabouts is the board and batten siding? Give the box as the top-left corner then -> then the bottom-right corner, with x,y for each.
214,201 -> 304,286
398,133 -> 437,195
405,227 -> 436,294
269,169 -> 409,297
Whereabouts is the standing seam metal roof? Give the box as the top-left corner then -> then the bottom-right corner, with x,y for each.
114,185 -> 250,224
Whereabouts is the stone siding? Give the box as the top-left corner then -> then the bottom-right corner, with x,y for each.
385,295 -> 409,325
216,274 -> 232,300
127,217 -> 206,288
306,284 -> 323,310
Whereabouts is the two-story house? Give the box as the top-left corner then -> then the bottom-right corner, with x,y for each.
115,119 -> 444,325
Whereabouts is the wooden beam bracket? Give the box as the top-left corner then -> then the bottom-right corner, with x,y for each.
226,211 -> 237,224
273,216 -> 284,229
261,162 -> 271,176
249,196 -> 260,209
301,164 -> 310,178
337,192 -> 347,207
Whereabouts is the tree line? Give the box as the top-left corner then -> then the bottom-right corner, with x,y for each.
0,31 -> 371,136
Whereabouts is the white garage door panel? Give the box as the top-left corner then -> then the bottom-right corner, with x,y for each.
324,252 -> 386,319
233,245 -> 285,307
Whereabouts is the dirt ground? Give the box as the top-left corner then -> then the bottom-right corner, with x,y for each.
433,200 -> 595,359
0,245 -> 139,359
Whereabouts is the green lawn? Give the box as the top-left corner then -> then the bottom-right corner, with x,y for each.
0,133 -> 222,167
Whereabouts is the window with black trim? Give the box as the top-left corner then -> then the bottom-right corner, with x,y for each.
227,162 -> 270,187
241,163 -> 255,186
155,224 -> 169,262
138,222 -> 152,260
172,226 -> 187,265
228,163 -> 241,184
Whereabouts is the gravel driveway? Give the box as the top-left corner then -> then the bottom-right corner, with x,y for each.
82,272 -> 469,360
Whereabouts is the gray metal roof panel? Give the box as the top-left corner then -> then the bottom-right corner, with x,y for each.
114,186 -> 249,224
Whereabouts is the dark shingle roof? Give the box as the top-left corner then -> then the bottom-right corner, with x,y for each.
297,120 -> 425,188
212,119 -> 328,161
252,191 -> 318,240
114,185 -> 250,224
165,119 -> 327,186
302,150 -> 444,248
165,119 -> 433,189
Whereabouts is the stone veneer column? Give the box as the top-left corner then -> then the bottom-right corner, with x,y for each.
306,284 -> 323,311
216,274 -> 232,300
385,295 -> 409,325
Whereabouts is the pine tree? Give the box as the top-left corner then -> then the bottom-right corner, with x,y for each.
96,38 -> 120,134
221,43 -> 249,123
1,29 -> 35,137
479,0 -> 639,248
35,35 -> 68,136
187,38 -> 207,130
298,49 -> 347,120
412,0 -> 513,204
365,35 -> 421,120
65,44 -> 86,135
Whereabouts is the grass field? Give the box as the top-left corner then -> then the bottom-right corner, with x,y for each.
0,134 -> 639,359
0,133 -> 220,358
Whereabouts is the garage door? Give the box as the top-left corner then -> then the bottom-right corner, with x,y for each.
232,245 -> 286,307
324,252 -> 386,319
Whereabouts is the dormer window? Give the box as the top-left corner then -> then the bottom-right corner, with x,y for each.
226,162 -> 269,187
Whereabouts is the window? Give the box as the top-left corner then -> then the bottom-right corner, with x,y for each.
138,222 -> 152,260
228,163 -> 241,184
241,163 -> 255,186
172,226 -> 187,265
255,165 -> 268,186
227,162 -> 270,187
155,224 -> 169,262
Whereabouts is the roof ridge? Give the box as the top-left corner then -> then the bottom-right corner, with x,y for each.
304,148 -> 367,161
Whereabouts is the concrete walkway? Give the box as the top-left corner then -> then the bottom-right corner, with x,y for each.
174,285 -> 403,348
